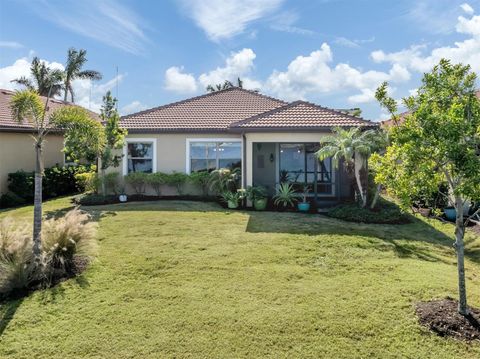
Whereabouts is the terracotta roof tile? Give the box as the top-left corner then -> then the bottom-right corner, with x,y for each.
230,101 -> 377,130
120,87 -> 287,132
0,89 -> 100,131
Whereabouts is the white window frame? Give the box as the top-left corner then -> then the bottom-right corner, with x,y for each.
186,138 -> 242,174
123,138 -> 157,175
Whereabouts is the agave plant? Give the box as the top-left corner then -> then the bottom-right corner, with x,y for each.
273,183 -> 298,209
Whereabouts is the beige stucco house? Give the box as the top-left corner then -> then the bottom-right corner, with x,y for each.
0,89 -> 97,194
117,88 -> 377,204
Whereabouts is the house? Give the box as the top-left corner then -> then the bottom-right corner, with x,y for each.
117,87 -> 377,204
0,89 -> 98,194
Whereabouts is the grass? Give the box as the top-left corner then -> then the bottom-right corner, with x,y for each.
0,197 -> 479,358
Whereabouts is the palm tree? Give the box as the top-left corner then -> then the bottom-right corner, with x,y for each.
206,77 -> 243,93
10,89 -> 53,267
316,127 -> 384,208
63,48 -> 102,102
11,57 -> 63,97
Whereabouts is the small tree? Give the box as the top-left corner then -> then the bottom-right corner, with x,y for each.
375,59 -> 480,316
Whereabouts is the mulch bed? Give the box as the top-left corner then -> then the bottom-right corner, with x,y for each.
416,298 -> 480,341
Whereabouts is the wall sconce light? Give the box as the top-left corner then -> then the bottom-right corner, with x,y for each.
269,153 -> 274,162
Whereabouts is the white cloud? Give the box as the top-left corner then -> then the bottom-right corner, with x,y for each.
0,41 -> 23,49
0,57 -> 63,90
265,43 -> 410,103
406,1 -> 459,35
120,101 -> 147,115
334,36 -> 375,49
461,3 -> 474,15
371,12 -> 480,73
73,74 -> 125,113
164,66 -> 197,93
269,11 -> 314,35
177,0 -> 284,41
31,0 -> 149,54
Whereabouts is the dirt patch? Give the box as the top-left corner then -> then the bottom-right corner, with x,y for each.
472,225 -> 480,236
416,298 -> 480,341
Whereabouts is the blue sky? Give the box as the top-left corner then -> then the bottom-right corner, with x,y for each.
1,0 -> 479,120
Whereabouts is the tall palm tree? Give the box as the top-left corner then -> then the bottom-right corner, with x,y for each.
63,48 -> 102,102
316,127 -> 384,208
11,57 -> 63,97
206,77 -> 243,93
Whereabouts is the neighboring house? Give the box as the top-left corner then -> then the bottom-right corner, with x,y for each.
118,87 -> 377,205
0,89 -> 98,194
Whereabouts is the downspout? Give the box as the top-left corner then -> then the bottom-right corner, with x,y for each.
242,132 -> 247,189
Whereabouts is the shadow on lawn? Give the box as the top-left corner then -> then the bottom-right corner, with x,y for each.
0,298 -> 23,337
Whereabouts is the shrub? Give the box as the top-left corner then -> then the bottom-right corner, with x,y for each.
327,199 -> 412,224
7,171 -> 34,202
74,193 -> 117,206
0,192 -> 26,209
146,172 -> 167,196
188,171 -> 210,196
208,168 -> 240,194
273,183 -> 298,209
75,172 -> 99,193
0,218 -> 35,296
103,172 -> 120,195
125,172 -> 148,194
164,172 -> 189,195
42,209 -> 98,275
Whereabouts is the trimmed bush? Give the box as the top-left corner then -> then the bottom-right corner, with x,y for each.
164,172 -> 188,195
74,193 -> 117,206
75,172 -> 99,193
188,171 -> 210,196
125,172 -> 149,194
146,172 -> 166,196
103,172 -> 120,195
0,192 -> 26,209
327,199 -> 412,224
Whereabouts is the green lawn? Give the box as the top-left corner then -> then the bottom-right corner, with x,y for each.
1,197 -> 480,358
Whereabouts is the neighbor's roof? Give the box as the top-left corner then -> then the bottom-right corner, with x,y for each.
120,87 -> 375,132
0,89 -> 100,132
230,101 -> 376,131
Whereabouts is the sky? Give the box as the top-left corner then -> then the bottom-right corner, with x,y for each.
0,0 -> 479,121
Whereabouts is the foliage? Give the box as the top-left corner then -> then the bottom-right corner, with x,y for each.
245,185 -> 268,202
327,199 -> 412,224
206,77 -> 243,92
208,168 -> 241,194
103,172 -> 120,195
188,171 -> 210,196
164,172 -> 189,195
273,183 -> 298,208
74,171 -> 99,193
0,218 -> 34,296
300,184 -> 310,203
374,59 -> 480,315
42,209 -> 98,275
124,172 -> 148,194
220,191 -> 243,205
62,48 -> 102,102
146,172 -> 167,196
11,57 -> 63,97
0,192 -> 26,209
6,165 -> 95,203
74,193 -> 117,206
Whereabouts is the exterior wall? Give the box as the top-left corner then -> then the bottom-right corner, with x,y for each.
0,132 -> 65,194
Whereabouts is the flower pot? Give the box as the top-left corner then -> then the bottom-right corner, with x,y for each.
418,207 -> 431,217
253,198 -> 267,211
119,194 -> 128,202
297,202 -> 310,212
444,207 -> 456,221
227,200 -> 238,209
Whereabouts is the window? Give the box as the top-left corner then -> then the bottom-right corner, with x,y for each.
187,140 -> 241,173
123,139 -> 156,174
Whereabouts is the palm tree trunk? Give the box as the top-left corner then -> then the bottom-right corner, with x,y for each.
101,167 -> 106,197
354,154 -> 367,208
370,184 -> 382,209
454,196 -> 468,315
33,142 -> 43,267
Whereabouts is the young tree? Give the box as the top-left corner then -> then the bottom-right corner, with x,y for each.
316,127 -> 385,208
375,59 -> 480,315
63,48 -> 102,102
11,57 -> 63,97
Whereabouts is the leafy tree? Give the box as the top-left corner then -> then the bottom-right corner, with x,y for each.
316,127 -> 386,208
11,57 -> 63,97
63,48 -> 102,102
206,77 -> 243,92
374,59 -> 480,316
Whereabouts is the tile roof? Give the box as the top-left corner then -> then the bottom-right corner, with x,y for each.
120,87 -> 287,132
230,101 -> 377,130
0,89 -> 100,132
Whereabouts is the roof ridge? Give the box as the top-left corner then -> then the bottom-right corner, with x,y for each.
230,101 -> 301,128
121,87 -> 286,120
297,100 -> 375,125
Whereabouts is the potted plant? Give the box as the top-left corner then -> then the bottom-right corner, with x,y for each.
245,185 -> 268,211
118,186 -> 128,202
297,185 -> 310,212
221,191 -> 242,209
273,183 -> 297,211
